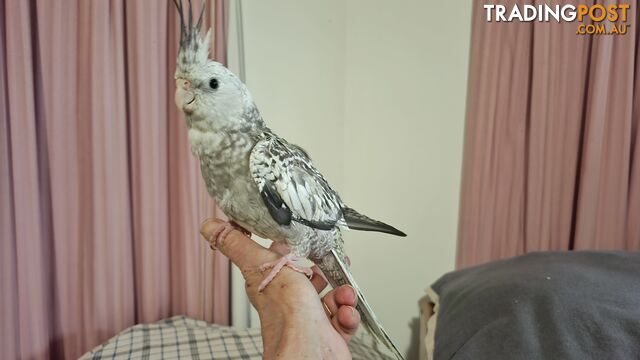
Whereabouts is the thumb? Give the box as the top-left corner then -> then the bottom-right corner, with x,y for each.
200,218 -> 276,271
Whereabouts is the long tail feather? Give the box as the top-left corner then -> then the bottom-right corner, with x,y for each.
343,207 -> 406,237
317,249 -> 404,360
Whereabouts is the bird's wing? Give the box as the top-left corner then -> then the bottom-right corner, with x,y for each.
250,136 -> 345,230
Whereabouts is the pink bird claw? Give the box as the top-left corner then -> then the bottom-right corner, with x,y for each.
292,264 -> 314,279
258,254 -> 313,292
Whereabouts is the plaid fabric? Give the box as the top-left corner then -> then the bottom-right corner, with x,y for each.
80,316 -> 395,360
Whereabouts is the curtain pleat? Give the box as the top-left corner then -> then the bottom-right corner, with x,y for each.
457,1 -> 639,268
0,1 -> 230,359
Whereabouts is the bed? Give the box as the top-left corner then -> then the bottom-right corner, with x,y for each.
82,251 -> 640,359
419,251 -> 640,360
80,316 -> 394,359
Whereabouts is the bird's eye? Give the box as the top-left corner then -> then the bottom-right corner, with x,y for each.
209,78 -> 219,90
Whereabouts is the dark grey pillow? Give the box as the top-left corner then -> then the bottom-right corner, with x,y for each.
429,251 -> 640,360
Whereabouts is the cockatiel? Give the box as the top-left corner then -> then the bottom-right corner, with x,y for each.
172,1 -> 405,358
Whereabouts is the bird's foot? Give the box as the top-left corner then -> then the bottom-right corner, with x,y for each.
258,254 -> 313,292
207,220 -> 252,250
269,241 -> 291,256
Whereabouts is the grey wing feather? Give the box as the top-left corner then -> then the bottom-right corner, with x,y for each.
250,135 -> 346,230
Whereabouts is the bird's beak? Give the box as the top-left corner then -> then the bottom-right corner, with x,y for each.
175,78 -> 196,115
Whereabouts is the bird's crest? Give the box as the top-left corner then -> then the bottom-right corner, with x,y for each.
173,0 -> 211,75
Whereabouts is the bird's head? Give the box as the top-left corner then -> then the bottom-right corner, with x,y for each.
173,0 -> 260,132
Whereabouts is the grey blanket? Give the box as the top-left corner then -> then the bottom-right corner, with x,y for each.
431,251 -> 640,360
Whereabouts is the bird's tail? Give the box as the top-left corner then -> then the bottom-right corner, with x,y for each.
316,248 -> 404,360
342,207 -> 406,237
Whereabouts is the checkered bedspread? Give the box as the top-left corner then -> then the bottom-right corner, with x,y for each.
80,316 -> 394,359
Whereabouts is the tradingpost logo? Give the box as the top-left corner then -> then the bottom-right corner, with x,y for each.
483,3 -> 631,35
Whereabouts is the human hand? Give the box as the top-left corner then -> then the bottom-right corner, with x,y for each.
200,218 -> 360,359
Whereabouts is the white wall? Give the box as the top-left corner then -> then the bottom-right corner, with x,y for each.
233,0 -> 472,355
342,0 -> 471,355
240,0 -> 346,187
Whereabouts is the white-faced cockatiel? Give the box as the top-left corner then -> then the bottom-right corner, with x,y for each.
172,1 -> 405,358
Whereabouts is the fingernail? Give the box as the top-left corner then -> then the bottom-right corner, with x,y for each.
201,218 -> 213,228
350,306 -> 357,316
345,285 -> 356,295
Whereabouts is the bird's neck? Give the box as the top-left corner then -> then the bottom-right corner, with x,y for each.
186,102 -> 270,156
187,124 -> 267,159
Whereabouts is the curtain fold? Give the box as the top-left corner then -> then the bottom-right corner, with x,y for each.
1,1 -> 230,359
457,1 -> 639,268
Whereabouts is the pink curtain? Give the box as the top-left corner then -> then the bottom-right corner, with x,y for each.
457,1 -> 639,268
1,1 -> 229,359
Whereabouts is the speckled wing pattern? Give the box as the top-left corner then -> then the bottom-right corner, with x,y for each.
249,134 -> 347,231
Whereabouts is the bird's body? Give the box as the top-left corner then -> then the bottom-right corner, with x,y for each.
172,2 -> 405,358
190,125 -> 341,260
190,126 -> 274,237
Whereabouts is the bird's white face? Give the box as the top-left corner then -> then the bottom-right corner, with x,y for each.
175,60 -> 250,132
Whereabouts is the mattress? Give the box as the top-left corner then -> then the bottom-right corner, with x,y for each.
420,251 -> 640,360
